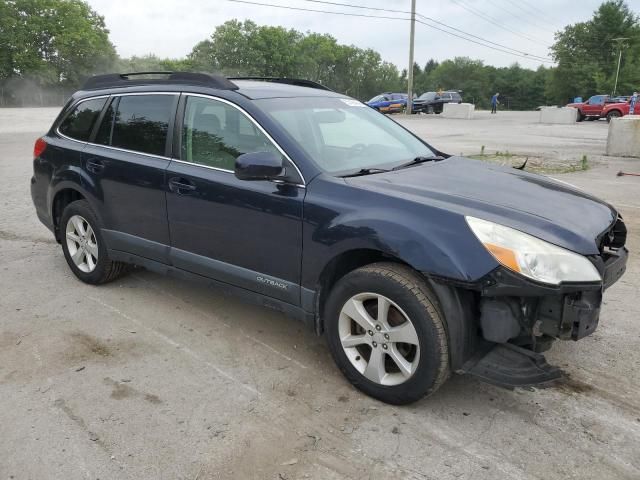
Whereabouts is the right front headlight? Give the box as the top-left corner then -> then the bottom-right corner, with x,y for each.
466,216 -> 601,286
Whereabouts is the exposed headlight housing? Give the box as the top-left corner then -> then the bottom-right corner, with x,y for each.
466,216 -> 601,285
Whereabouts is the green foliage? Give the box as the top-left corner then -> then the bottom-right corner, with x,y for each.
581,155 -> 589,170
549,0 -> 640,102
1,0 -> 116,105
1,1 -> 638,107
408,57 -> 553,109
187,20 -> 402,100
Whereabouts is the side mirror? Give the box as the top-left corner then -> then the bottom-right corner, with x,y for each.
234,151 -> 284,181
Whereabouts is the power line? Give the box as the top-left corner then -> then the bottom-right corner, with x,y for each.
415,15 -> 551,62
414,19 -> 553,63
227,0 -> 409,21
513,0 -> 562,26
483,0 -> 557,35
227,0 -> 621,70
450,0 -> 552,47
296,0 -> 552,61
294,0 -> 409,15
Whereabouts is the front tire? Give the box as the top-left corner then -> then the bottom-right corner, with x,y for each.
324,263 -> 449,405
607,110 -> 621,122
60,200 -> 128,284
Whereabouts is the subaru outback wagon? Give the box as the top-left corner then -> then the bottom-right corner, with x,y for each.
31,72 -> 628,404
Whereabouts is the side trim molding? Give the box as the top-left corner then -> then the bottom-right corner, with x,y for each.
108,249 -> 313,328
101,229 -> 171,264
170,247 -> 300,305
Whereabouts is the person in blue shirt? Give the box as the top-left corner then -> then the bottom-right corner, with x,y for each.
630,92 -> 638,115
491,93 -> 500,114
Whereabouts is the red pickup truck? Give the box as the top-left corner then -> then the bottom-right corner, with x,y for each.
566,95 -> 612,121
601,99 -> 632,122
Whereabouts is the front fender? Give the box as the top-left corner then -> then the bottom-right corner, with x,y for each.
301,177 -> 499,289
319,211 -> 471,278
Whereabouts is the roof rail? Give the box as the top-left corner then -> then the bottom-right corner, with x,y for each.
82,72 -> 239,91
228,77 -> 333,91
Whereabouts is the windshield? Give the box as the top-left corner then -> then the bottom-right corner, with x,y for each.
419,92 -> 436,100
256,97 -> 436,175
368,95 -> 385,103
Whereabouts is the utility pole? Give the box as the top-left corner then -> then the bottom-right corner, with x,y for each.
612,37 -> 629,96
406,0 -> 416,115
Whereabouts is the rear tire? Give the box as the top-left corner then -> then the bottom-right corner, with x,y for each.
324,263 -> 449,405
577,112 -> 585,122
60,200 -> 128,285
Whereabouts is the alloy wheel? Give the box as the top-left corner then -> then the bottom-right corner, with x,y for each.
338,292 -> 420,386
65,214 -> 98,273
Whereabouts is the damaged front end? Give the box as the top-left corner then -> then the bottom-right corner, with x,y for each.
461,215 -> 628,388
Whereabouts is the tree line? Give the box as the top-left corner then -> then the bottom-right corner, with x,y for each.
0,0 -> 638,108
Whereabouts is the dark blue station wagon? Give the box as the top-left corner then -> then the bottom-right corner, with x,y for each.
31,72 -> 628,404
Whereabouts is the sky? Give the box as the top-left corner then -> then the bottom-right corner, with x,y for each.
86,0 -> 639,70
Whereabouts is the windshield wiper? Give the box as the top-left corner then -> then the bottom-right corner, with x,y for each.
392,155 -> 445,171
339,168 -> 391,178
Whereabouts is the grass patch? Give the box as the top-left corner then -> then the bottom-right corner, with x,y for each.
470,151 -> 589,174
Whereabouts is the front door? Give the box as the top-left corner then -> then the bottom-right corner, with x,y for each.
583,95 -> 605,116
165,95 -> 305,304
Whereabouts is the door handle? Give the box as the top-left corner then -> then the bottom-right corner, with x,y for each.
168,177 -> 197,194
86,159 -> 105,174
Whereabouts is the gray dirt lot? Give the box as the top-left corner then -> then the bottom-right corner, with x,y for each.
1,108 -> 639,480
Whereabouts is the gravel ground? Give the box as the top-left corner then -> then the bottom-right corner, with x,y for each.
1,108 -> 639,480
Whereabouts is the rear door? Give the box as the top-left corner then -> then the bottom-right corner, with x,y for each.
82,93 -> 178,263
165,94 -> 305,304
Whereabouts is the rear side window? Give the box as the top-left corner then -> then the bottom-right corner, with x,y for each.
95,95 -> 175,156
58,98 -> 107,141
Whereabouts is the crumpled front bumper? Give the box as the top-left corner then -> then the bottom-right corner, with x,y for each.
461,246 -> 628,388
476,246 -> 628,344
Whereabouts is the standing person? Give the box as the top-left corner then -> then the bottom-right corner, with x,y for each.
491,92 -> 500,114
630,91 -> 638,115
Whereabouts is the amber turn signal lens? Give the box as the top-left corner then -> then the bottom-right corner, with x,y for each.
484,243 -> 521,273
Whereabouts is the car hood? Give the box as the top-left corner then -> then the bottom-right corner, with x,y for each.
346,156 -> 617,255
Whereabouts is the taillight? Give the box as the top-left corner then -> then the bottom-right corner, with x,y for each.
34,137 -> 47,158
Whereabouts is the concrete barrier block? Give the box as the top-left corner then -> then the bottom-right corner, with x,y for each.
606,116 -> 640,158
539,106 -> 578,124
442,103 -> 475,119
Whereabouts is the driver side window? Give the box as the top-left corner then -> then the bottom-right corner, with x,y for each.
181,96 -> 281,171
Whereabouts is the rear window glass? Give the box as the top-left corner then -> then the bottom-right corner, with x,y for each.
58,98 -> 107,141
109,95 -> 175,156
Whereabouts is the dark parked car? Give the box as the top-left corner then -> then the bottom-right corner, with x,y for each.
412,90 -> 462,114
31,72 -> 628,404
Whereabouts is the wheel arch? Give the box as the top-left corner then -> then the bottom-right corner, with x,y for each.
314,249 -> 404,333
606,108 -> 623,121
313,248 -> 478,370
51,187 -> 87,242
49,167 -> 104,242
